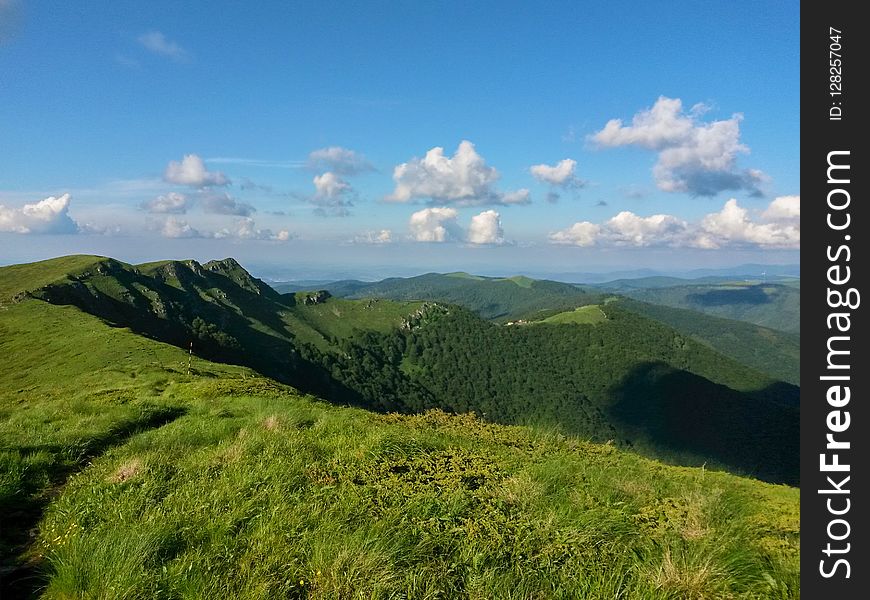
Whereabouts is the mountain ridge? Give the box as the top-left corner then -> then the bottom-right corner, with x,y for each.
1,255 -> 799,484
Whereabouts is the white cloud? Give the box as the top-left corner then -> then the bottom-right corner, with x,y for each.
549,196 -> 800,249
308,147 -> 373,176
200,191 -> 254,216
501,188 -> 532,205
696,198 -> 799,249
311,172 -> 354,216
591,96 -> 764,196
550,212 -> 686,248
164,154 -> 230,187
548,221 -> 600,247
215,217 -> 289,241
388,140 -> 525,206
0,193 -> 79,234
138,31 -> 189,61
354,229 -> 393,244
467,210 -> 505,245
160,216 -> 289,241
77,222 -> 123,236
161,216 -> 200,239
408,207 -> 461,242
407,208 -> 509,245
530,158 -> 581,187
313,172 -> 350,197
761,195 -> 800,221
141,192 -> 189,214
604,211 -> 689,247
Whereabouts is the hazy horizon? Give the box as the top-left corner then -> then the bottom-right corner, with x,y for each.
0,236 -> 799,283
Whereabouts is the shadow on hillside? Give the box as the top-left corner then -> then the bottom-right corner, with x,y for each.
687,286 -> 772,307
607,362 -> 799,486
0,406 -> 187,599
29,266 -> 370,410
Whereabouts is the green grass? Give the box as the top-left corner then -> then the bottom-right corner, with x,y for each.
33,395 -> 799,599
536,304 -> 608,325
0,255 -> 108,302
0,261 -> 800,597
502,275 -> 534,288
282,297 -> 424,350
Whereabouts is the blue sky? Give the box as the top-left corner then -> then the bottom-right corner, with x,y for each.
0,0 -> 800,278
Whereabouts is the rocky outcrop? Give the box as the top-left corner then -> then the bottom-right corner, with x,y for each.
302,290 -> 331,305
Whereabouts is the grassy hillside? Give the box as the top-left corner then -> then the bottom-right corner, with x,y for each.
3,257 -> 799,486
534,304 -> 608,325
0,295 -> 799,598
614,282 -> 800,335
326,272 -> 600,322
8,256 -> 423,401
0,255 -> 111,302
282,294 -> 423,350
618,299 -> 800,385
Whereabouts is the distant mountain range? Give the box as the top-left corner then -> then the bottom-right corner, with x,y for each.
263,263 -> 800,287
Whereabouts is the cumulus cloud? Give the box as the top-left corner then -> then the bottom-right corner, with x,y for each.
313,172 -> 350,198
761,194 -> 800,222
311,172 -> 354,216
0,193 -> 79,234
695,198 -> 799,249
407,208 -> 509,244
138,31 -> 189,61
530,158 -> 583,188
141,192 -> 189,214
467,210 -> 505,245
308,147 -> 374,176
161,216 -> 201,239
200,191 -> 255,216
550,212 -> 688,248
215,217 -> 290,241
164,154 -> 230,187
354,229 -> 393,244
408,207 -> 461,242
550,195 -> 799,249
388,140 -> 527,206
548,221 -> 601,247
160,216 -> 289,241
591,96 -> 765,196
604,211 -> 689,246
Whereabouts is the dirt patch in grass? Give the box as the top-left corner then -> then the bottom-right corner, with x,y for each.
108,457 -> 143,483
